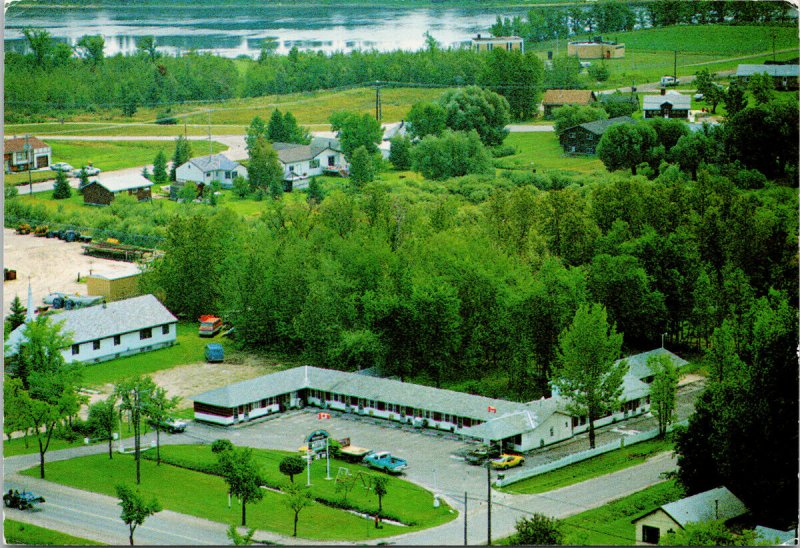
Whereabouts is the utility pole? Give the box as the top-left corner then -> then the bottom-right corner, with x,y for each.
673,50 -> 677,81
24,134 -> 33,196
463,491 -> 468,545
208,110 -> 212,156
486,465 -> 492,546
375,81 -> 382,121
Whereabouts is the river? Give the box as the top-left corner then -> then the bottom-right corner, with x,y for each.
5,4 -> 531,58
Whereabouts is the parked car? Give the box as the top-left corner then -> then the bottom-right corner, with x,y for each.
205,343 -> 224,363
489,454 -> 525,470
3,490 -> 45,510
464,445 -> 501,466
198,315 -> 222,337
363,451 -> 408,474
660,76 -> 680,87
149,418 -> 187,434
51,162 -> 73,173
73,166 -> 101,177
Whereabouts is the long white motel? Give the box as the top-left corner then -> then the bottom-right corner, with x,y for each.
191,348 -> 687,453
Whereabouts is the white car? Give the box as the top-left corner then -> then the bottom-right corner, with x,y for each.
51,162 -> 74,173
74,166 -> 101,177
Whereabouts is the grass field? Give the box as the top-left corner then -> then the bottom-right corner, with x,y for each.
77,322 -> 238,387
496,438 -> 673,495
4,519 -> 102,546
5,141 -> 228,187
560,480 -> 684,545
22,450 -> 456,540
499,132 -> 605,174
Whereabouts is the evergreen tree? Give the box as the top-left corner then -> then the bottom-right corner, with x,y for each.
7,296 -> 27,331
78,167 -> 91,190
245,116 -> 267,153
152,150 -> 168,184
52,170 -> 71,199
169,136 -> 192,181
389,135 -> 412,170
266,109 -> 288,142
306,176 -> 324,205
283,111 -> 310,144
248,137 -> 283,196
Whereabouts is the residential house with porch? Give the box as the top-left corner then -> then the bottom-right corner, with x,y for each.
643,90 -> 691,119
273,137 -> 347,189
173,154 -> 248,198
4,136 -> 52,173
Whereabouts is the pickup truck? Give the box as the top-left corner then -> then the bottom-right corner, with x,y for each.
660,76 -> 680,87
363,451 -> 408,474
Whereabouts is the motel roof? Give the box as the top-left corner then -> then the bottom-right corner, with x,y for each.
5,294 -> 176,352
621,348 -> 688,381
736,64 -> 799,78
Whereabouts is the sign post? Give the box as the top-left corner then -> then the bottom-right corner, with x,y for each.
304,429 -> 331,487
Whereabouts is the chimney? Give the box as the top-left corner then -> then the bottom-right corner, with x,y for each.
661,87 -> 667,96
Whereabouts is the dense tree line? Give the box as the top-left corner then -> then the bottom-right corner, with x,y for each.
491,0 -> 793,43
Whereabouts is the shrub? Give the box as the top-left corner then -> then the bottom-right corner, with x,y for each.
412,130 -> 492,180
155,109 -> 178,125
211,439 -> 234,454
490,144 -> 517,158
588,63 -> 610,82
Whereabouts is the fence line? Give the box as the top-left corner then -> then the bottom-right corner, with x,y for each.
495,419 -> 689,487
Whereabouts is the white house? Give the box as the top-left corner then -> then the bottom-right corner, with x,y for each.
273,137 -> 347,188
5,294 -> 177,364
191,348 -> 688,452
174,154 -> 247,192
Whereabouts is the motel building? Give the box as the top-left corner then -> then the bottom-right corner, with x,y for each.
191,349 -> 687,452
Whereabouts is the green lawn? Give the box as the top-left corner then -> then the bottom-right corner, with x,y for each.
4,123 -> 241,138
5,141 -> 228,187
496,438 -> 674,495
22,450 -> 456,540
499,132 -> 605,174
4,435 -> 99,458
77,322 -> 237,387
4,519 -> 102,546
561,480 -> 684,545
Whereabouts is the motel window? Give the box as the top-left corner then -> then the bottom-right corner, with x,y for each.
93,340 -> 101,351
506,42 -> 513,50
261,399 -> 267,407
72,344 -> 80,355
114,335 -> 121,346
140,328 -> 152,340
377,401 -> 386,411
162,324 -> 170,335
433,412 -> 442,422
487,43 -> 493,51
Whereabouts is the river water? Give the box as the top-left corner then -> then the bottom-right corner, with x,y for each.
5,4 -> 530,57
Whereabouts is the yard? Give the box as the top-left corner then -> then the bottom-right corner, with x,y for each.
21,448 -> 456,541
4,520 -> 102,546
499,132 -> 605,174
5,141 -> 228,187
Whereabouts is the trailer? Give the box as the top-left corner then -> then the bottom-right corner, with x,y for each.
82,241 -> 154,262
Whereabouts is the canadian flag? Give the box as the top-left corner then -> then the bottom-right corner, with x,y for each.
487,406 -> 497,413
318,412 -> 331,420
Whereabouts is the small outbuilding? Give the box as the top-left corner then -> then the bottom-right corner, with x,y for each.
542,89 -> 598,118
471,34 -> 524,53
568,38 -> 625,59
632,487 -> 748,545
86,267 -> 142,301
82,174 -> 153,206
559,115 -> 636,154
643,91 -> 691,119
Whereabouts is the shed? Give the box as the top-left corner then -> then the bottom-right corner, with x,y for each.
643,91 -> 691,119
82,175 -> 153,206
86,267 -> 142,301
567,40 -> 625,59
632,487 -> 748,545
559,115 -> 636,154
542,89 -> 598,118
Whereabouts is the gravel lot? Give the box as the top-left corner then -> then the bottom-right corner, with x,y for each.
3,228 -> 138,317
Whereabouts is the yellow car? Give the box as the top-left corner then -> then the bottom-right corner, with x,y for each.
489,454 -> 525,470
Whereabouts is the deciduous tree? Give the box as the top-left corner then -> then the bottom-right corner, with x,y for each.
279,455 -> 306,484
510,513 -> 564,545
115,376 -> 157,484
388,135 -> 412,170
648,354 -> 678,436
284,483 -> 313,537
406,101 -> 446,140
217,446 -> 265,526
115,484 -> 162,546
552,303 -> 625,449
596,122 -> 658,175
439,86 -> 510,146
87,395 -> 118,459
329,111 -> 383,157
143,386 -> 179,466
553,105 -> 608,136
348,146 -> 376,188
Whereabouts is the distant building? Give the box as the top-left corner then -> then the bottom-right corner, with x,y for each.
174,154 -> 248,198
643,90 -> 691,119
4,136 -> 51,173
82,174 -> 153,206
273,137 -> 348,188
542,89 -> 598,118
471,34 -> 524,53
632,487 -> 748,545
5,294 -> 177,364
559,116 -> 636,154
736,63 -> 799,91
568,38 -> 625,59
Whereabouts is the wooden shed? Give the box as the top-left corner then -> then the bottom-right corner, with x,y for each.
83,175 -> 153,206
542,89 -> 597,118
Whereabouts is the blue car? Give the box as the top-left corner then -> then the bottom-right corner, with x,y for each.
205,343 -> 224,363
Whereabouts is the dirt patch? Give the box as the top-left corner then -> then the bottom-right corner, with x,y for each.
679,373 -> 705,386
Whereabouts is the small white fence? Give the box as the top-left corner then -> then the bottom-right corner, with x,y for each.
494,419 -> 689,487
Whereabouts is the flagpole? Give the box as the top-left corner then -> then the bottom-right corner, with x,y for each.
326,436 -> 332,480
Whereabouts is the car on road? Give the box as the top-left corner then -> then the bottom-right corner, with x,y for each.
489,454 -> 525,470
363,451 -> 408,474
149,418 -> 188,434
73,166 -> 101,177
464,445 -> 501,466
205,343 -> 224,363
660,76 -> 680,87
51,162 -> 74,173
